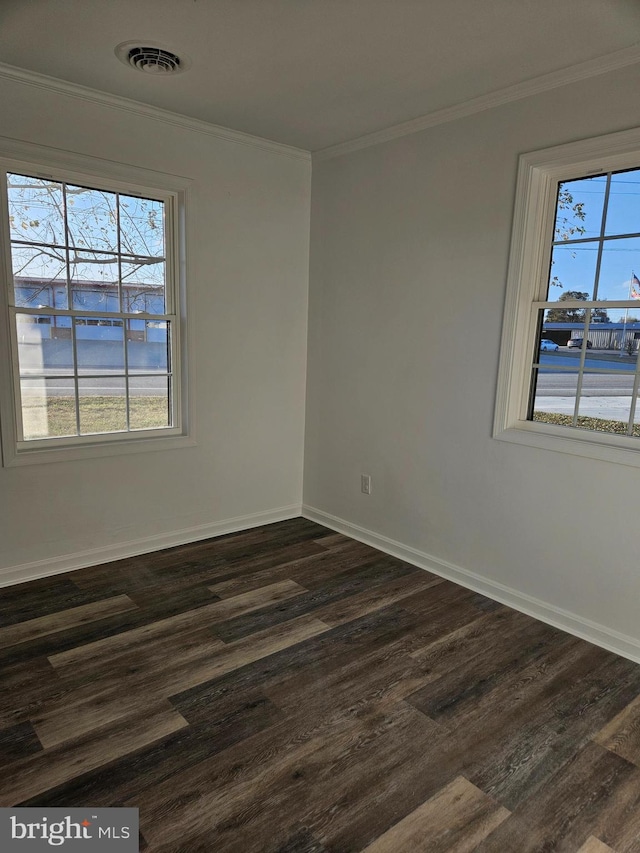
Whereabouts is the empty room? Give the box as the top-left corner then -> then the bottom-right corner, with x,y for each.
2,1 -> 640,851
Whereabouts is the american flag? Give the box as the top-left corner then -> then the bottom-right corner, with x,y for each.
631,273 -> 640,300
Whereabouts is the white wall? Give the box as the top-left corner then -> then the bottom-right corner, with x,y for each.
305,64 -> 640,648
4,61 -> 640,657
0,75 -> 311,577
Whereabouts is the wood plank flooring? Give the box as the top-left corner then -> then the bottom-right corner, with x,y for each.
1,517 -> 640,852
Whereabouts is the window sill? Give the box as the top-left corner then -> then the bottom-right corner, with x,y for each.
4,432 -> 196,467
494,419 -> 640,468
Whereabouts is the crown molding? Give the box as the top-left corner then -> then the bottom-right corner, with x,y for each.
0,62 -> 311,163
314,44 -> 640,162
1,42 -> 639,166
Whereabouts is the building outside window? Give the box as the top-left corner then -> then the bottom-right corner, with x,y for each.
494,127 -> 640,467
0,145 -> 191,466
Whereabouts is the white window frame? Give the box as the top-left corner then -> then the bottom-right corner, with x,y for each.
0,137 -> 194,466
495,126 -> 640,468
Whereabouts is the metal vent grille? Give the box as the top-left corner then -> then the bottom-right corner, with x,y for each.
127,46 -> 182,74
115,41 -> 191,75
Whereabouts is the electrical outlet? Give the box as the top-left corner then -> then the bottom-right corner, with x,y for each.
361,474 -> 371,495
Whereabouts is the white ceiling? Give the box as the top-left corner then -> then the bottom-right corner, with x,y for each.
1,0 -> 640,152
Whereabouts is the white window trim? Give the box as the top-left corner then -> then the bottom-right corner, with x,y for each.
0,136 -> 195,466
494,126 -> 640,468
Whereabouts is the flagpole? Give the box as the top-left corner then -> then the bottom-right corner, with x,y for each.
621,301 -> 629,357
621,270 -> 639,356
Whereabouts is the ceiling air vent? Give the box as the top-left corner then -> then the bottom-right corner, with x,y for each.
115,41 -> 191,75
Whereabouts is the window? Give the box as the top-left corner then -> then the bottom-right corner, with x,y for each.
0,143 -> 192,466
495,127 -> 640,466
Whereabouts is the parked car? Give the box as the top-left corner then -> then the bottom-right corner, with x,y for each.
567,338 -> 592,348
539,339 -> 559,351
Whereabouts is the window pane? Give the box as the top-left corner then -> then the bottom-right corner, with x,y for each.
535,309 -> 563,357
543,310 -> 640,356
539,309 -> 578,350
16,314 -> 57,376
70,250 -> 119,311
547,241 -> 598,300
539,309 -> 629,353
4,170 -> 178,452
17,315 -> 75,376
580,369 -> 636,396
588,308 -> 640,355
530,368 -> 579,425
129,376 -> 171,430
632,395 -> 640,434
565,324 -> 590,353
50,316 -> 73,341
554,175 -> 606,243
66,184 -> 118,253
565,318 -> 614,354
20,378 -> 77,439
545,287 -> 589,328
121,260 -> 165,314
595,238 -> 640,301
127,320 -> 169,372
119,195 -> 165,258
8,174 -> 66,246
577,371 -> 634,434
75,316 -> 124,374
78,378 -> 126,434
12,245 -> 67,309
604,169 -> 640,237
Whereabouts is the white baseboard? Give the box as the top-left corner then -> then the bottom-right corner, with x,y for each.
303,504 -> 640,665
0,504 -> 302,589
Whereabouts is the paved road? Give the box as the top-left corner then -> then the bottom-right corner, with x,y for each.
536,351 -> 639,419
537,350 -> 639,397
20,374 -> 167,396
539,351 -> 637,373
537,373 -> 636,395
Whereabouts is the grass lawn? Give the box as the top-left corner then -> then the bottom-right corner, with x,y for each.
22,396 -> 170,438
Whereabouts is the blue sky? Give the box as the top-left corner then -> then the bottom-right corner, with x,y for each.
549,169 -> 640,302
8,174 -> 166,308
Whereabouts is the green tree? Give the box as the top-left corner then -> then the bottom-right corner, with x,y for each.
546,290 -> 588,322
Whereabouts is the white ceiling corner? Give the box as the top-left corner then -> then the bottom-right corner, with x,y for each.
0,0 -> 639,154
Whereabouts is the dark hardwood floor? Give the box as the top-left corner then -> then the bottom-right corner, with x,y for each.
1,517 -> 640,852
